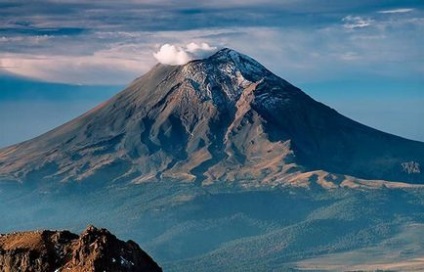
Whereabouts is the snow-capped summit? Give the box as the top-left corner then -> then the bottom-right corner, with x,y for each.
202,48 -> 272,81
0,48 -> 423,188
160,48 -> 298,106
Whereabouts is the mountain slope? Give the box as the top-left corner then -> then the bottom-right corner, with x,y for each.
0,48 -> 423,187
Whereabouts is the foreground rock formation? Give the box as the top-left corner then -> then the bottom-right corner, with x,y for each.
0,225 -> 162,272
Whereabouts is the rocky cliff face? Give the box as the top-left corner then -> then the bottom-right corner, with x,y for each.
0,225 -> 162,272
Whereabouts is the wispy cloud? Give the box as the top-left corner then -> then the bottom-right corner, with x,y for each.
378,8 -> 414,14
0,52 -> 151,85
342,15 -> 373,29
339,52 -> 361,61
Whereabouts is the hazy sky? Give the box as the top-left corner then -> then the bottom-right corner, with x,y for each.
0,0 -> 423,147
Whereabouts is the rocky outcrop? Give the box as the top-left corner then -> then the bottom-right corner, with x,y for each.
0,225 -> 162,272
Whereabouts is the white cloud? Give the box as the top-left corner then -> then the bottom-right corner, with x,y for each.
339,51 -> 360,61
0,29 -> 230,84
153,42 -> 219,65
0,52 -> 152,85
1,19 -> 422,85
342,15 -> 373,29
378,8 -> 414,14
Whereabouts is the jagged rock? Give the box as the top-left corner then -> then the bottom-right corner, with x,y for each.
0,225 -> 162,272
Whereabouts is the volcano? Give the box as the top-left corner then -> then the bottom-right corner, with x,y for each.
1,48 -> 424,271
0,48 -> 423,187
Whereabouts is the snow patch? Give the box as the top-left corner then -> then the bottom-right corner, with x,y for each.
402,161 -> 420,174
153,42 -> 219,65
120,256 -> 134,267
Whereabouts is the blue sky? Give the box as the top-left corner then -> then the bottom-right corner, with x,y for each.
0,0 -> 423,147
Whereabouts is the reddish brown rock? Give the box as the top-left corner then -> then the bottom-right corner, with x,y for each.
0,225 -> 162,272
